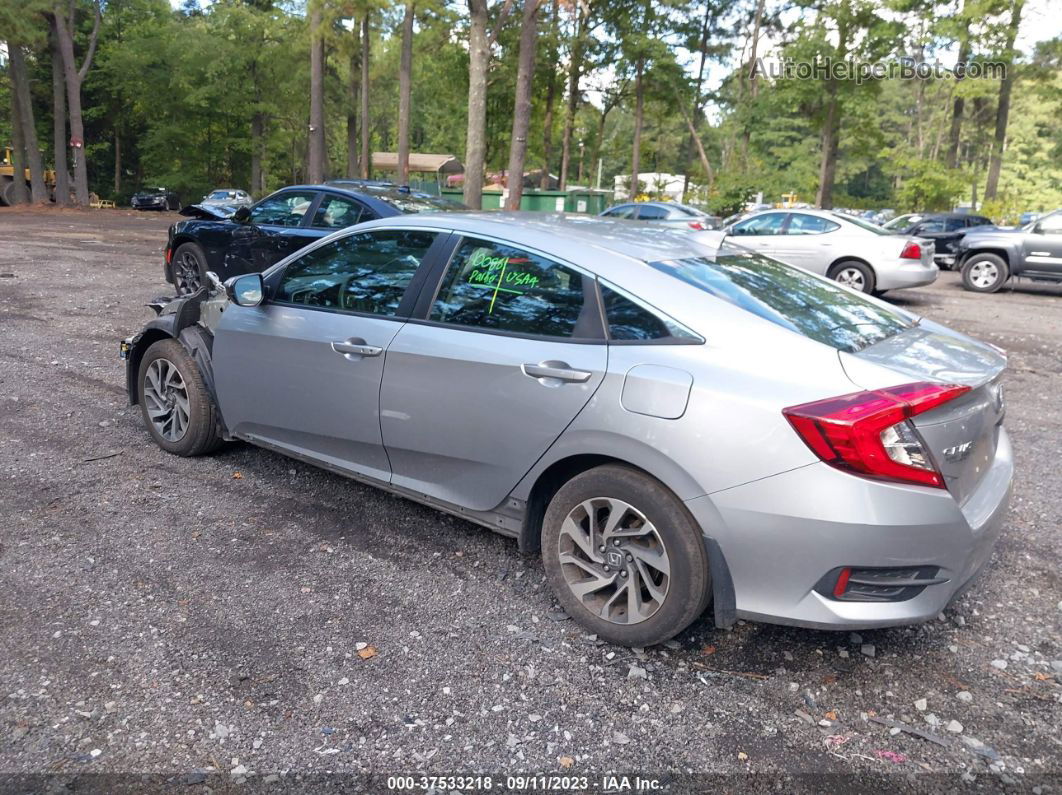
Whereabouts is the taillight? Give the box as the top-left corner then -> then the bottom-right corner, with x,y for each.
688,221 -> 706,230
165,246 -> 173,264
783,382 -> 970,488
899,241 -> 922,259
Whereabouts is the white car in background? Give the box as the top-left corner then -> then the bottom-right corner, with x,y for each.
724,209 -> 938,294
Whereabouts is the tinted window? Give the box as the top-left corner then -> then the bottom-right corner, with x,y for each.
944,217 -> 966,232
637,204 -> 669,220
600,284 -> 697,342
430,239 -> 589,338
603,205 -> 636,219
312,196 -> 365,229
787,214 -> 840,235
969,216 -> 992,227
250,191 -> 316,227
917,220 -> 946,233
731,212 -> 786,236
649,249 -> 913,353
275,229 -> 437,315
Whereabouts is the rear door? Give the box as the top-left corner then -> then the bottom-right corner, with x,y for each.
212,227 -> 446,481
779,213 -> 842,272
379,235 -> 608,511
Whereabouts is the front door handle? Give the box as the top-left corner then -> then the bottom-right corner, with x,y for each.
521,361 -> 592,383
331,338 -> 383,357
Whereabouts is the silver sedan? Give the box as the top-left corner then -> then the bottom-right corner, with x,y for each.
121,213 -> 1011,646
725,208 -> 938,294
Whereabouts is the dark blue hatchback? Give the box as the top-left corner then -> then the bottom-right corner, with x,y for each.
164,182 -> 466,294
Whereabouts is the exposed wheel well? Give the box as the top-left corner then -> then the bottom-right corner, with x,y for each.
126,329 -> 173,405
960,248 -> 1011,268
828,256 -> 874,275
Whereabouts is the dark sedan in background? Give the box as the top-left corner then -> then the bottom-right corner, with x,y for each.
165,183 -> 466,293
132,187 -> 181,211
883,212 -> 994,269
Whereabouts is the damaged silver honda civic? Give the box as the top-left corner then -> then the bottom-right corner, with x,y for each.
121,213 -> 1013,647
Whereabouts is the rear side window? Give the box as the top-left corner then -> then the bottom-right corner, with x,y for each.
636,204 -> 669,220
600,285 -> 699,342
650,250 -> 914,353
603,205 -> 636,219
312,196 -> 365,229
787,214 -> 840,235
430,238 -> 591,338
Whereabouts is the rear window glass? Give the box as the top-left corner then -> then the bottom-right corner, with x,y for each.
649,249 -> 914,353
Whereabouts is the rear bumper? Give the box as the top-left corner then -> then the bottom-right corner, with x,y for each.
686,428 -> 1012,630
875,259 -> 939,290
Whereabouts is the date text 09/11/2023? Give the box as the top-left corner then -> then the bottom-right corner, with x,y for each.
385,774 -> 664,791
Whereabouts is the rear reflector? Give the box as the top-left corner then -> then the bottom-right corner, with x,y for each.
899,241 -> 922,260
783,382 -> 970,488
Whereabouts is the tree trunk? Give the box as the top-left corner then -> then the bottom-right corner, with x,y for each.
504,0 -> 539,210
7,60 -> 30,206
347,41 -> 359,178
53,0 -> 102,207
630,58 -> 644,199
251,112 -> 264,194
558,9 -> 584,191
50,23 -> 69,207
307,1 -> 325,183
539,0 -> 558,189
114,128 -> 121,195
945,27 -> 971,169
9,44 -> 48,203
815,86 -> 839,208
739,0 -> 765,157
360,14 -> 371,179
463,0 -> 489,208
983,0 -> 1023,201
397,2 -> 415,185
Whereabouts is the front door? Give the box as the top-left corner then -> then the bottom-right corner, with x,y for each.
225,189 -> 320,276
1023,211 -> 1062,275
380,236 -> 608,511
725,212 -> 792,263
212,227 -> 444,481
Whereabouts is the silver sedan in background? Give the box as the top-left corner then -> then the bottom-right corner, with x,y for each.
601,201 -> 721,231
725,208 -> 938,294
121,214 -> 1011,647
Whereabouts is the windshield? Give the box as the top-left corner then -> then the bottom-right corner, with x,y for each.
208,191 -> 235,200
835,213 -> 890,235
649,248 -> 915,353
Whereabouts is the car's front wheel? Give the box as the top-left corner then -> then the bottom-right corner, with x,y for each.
541,465 -> 711,647
828,260 -> 876,293
961,253 -> 1009,293
172,242 -> 207,295
138,338 -> 223,456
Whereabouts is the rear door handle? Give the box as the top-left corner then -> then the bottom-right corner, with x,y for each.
331,338 -> 383,357
521,361 -> 592,383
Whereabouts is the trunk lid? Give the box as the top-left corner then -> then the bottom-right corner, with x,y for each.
840,320 -> 1006,504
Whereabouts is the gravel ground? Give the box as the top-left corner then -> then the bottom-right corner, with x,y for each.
1,208 -> 1060,792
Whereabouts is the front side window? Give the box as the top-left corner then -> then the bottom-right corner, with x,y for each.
275,229 -> 437,315
917,220 -> 946,234
636,204 -> 669,220
731,212 -> 787,236
429,238 -> 589,338
249,191 -> 317,227
603,205 -> 636,219
1038,211 -> 1062,234
312,196 -> 365,229
787,214 -> 841,235
600,284 -> 698,342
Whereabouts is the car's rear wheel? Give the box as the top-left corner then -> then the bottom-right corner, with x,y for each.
173,242 -> 207,295
541,465 -> 711,647
828,260 -> 876,294
137,338 -> 222,456
961,254 -> 1008,293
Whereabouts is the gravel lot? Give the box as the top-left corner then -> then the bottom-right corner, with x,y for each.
1,208 -> 1060,791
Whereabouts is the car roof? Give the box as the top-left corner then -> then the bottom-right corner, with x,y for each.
355,211 -> 717,264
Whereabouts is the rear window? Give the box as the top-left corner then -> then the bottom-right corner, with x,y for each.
649,249 -> 914,353
377,192 -> 467,214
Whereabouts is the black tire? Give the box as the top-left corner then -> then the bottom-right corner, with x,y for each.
541,464 -> 711,647
961,253 -> 1009,293
0,177 -> 11,207
2,178 -> 28,206
172,242 -> 207,295
137,338 -> 223,457
828,260 -> 876,294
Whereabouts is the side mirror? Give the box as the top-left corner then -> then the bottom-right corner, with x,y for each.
232,205 -> 252,223
225,273 -> 264,307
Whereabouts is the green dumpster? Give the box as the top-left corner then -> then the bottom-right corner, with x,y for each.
519,191 -> 569,212
565,190 -> 609,214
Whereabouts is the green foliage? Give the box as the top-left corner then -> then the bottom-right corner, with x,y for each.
891,156 -> 966,210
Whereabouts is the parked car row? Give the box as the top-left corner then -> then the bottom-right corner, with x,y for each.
123,207 -> 1013,647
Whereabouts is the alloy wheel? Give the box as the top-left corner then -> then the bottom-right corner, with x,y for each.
835,267 -> 866,291
557,497 -> 671,625
969,261 -> 999,289
175,251 -> 202,294
142,358 -> 190,442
